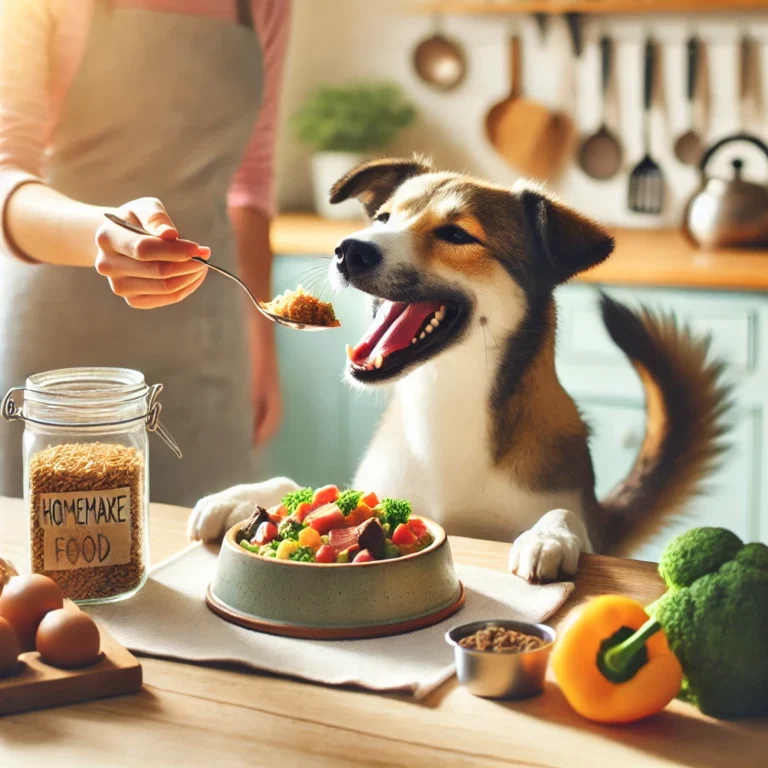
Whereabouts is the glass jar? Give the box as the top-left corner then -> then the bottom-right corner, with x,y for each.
2,368 -> 180,604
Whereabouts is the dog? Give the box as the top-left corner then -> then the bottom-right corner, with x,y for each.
189,157 -> 728,582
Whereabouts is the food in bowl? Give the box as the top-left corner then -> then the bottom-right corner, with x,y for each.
235,486 -> 433,564
458,625 -> 545,653
260,286 -> 340,327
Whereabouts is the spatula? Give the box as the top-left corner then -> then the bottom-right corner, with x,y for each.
628,38 -> 665,215
485,33 -> 569,181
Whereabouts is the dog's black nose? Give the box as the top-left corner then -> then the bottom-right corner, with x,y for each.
334,238 -> 382,278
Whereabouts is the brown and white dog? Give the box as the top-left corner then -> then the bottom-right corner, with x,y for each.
189,157 -> 728,582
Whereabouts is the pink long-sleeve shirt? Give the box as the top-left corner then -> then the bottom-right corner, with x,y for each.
0,0 -> 290,261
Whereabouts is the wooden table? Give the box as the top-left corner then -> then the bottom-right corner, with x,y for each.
1,497 -> 765,767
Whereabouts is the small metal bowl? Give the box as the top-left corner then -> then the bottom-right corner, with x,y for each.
445,620 -> 556,699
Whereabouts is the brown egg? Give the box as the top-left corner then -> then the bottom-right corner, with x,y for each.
36,609 -> 101,670
0,574 -> 63,651
0,617 -> 21,678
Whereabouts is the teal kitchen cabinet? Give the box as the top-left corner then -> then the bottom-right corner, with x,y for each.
262,256 -> 384,488
264,255 -> 767,561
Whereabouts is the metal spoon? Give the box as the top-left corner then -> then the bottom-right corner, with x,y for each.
413,15 -> 466,92
104,213 -> 337,332
579,35 -> 622,180
674,36 -> 704,166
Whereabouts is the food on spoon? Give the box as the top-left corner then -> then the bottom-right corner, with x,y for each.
458,626 -> 545,653
0,575 -> 64,652
261,286 -> 340,327
237,488 -> 432,564
0,617 -> 21,678
36,608 -> 101,670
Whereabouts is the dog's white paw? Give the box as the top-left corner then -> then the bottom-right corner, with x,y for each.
508,509 -> 587,583
187,477 -> 300,543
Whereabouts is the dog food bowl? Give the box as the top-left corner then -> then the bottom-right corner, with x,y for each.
446,620 -> 556,699
207,517 -> 464,639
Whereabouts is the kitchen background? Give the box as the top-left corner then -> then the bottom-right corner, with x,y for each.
276,0 -> 768,225
262,0 -> 768,562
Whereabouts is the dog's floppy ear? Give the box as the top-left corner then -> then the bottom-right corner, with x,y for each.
329,156 -> 431,218
520,188 -> 615,284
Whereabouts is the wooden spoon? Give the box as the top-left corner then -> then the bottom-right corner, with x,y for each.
485,33 -> 573,181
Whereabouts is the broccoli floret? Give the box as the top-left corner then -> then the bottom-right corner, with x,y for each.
649,526 -> 768,719
337,489 -> 364,516
258,540 -> 280,556
281,487 -> 313,514
278,518 -> 306,541
289,545 -> 316,563
377,498 -> 411,529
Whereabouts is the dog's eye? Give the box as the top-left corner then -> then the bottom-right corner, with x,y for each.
374,212 -> 390,224
434,224 -> 479,245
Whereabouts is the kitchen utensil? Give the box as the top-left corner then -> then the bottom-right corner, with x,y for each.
579,36 -> 622,180
104,214 -> 337,331
564,13 -> 583,58
485,33 -> 573,181
683,132 -> 768,249
0,625 -> 142,716
208,518 -> 464,639
446,620 -> 556,699
628,38 -> 665,214
412,17 -> 466,92
674,36 -> 704,166
533,13 -> 548,43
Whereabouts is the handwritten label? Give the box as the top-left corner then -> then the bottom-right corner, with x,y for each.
38,488 -> 132,571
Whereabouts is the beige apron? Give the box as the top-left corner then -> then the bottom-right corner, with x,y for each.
0,0 -> 263,505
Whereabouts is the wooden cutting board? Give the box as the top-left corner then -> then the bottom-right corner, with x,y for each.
0,625 -> 142,716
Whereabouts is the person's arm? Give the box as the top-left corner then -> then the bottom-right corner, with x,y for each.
227,0 -> 291,445
0,0 -> 209,308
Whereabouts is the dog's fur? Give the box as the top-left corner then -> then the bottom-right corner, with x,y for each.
189,158 -> 729,582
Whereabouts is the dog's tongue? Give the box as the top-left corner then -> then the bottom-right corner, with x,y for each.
350,300 -> 442,365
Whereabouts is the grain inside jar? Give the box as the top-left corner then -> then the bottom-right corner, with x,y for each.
29,442 -> 146,601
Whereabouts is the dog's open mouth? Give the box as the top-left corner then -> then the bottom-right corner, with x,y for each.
346,299 -> 464,382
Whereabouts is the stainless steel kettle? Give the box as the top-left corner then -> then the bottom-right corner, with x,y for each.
684,133 -> 768,249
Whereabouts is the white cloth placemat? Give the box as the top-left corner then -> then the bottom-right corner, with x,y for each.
86,543 -> 573,699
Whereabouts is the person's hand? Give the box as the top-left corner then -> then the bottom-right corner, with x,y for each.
249,315 -> 283,445
94,197 -> 210,309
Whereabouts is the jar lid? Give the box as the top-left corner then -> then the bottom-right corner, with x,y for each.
2,367 -> 182,458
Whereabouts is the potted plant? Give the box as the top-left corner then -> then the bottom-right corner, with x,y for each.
291,82 -> 417,219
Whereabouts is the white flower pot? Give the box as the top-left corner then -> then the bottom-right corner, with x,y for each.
311,152 -> 367,221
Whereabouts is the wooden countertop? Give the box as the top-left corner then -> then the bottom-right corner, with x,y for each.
271,213 -> 768,293
2,496 -> 766,767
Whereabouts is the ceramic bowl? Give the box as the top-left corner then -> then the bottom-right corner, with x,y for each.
207,516 -> 464,639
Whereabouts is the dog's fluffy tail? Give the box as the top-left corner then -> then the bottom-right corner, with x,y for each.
598,294 -> 731,554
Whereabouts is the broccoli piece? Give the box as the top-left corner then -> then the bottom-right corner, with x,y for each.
381,540 -> 401,560
377,498 -> 412,529
278,518 -> 306,541
289,546 -> 316,563
648,526 -> 768,719
337,489 -> 364,516
281,487 -> 313,514
258,540 -> 280,556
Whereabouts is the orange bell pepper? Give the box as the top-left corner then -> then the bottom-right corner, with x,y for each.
551,595 -> 683,724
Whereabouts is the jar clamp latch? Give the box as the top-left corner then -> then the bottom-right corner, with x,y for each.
1,383 -> 182,459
